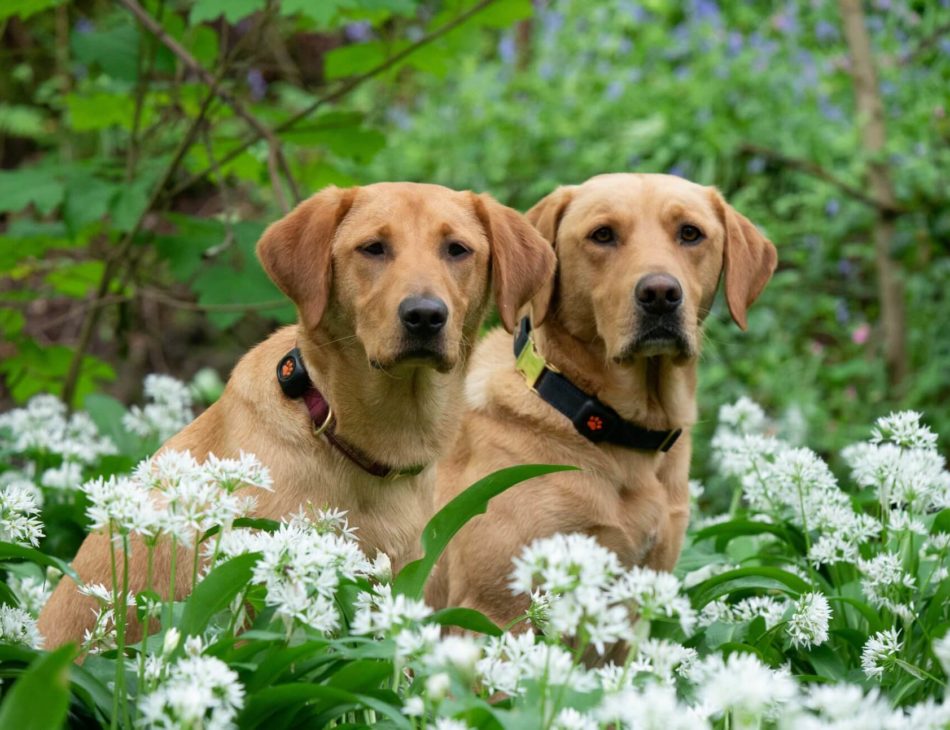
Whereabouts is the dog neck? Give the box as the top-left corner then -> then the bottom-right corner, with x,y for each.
296,323 -> 468,469
531,317 -> 697,432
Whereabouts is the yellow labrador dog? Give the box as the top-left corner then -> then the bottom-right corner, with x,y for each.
428,173 -> 777,626
39,182 -> 555,647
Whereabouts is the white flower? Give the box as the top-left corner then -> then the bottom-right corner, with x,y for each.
635,638 -> 697,683
370,551 -> 393,583
510,532 -> 622,597
203,451 -> 273,492
0,394 -> 115,465
82,474 -> 160,538
692,652 -> 796,724
40,460 -> 83,491
871,411 -> 937,450
791,684 -> 903,729
425,671 -> 451,700
0,605 -> 41,648
8,574 -> 51,617
718,397 -> 769,436
477,630 -> 595,697
429,719 -> 470,730
552,707 -> 598,730
608,565 -> 695,633
403,695 -> 424,717
787,592 -> 831,649
732,595 -> 789,629
430,635 -> 482,675
0,482 -> 44,546
139,654 -> 244,729
598,683 -> 710,729
351,584 -> 431,637
163,628 -> 181,657
395,624 -> 441,662
861,628 -> 902,679
858,553 -> 916,619
933,633 -> 950,676
123,374 -> 194,443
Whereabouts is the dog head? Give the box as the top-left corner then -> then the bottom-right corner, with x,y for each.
527,173 -> 777,362
257,182 -> 554,372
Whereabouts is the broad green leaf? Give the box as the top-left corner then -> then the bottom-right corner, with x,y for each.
245,640 -> 330,693
0,0 -> 64,21
0,644 -> 74,730
44,261 -> 106,298
393,464 -> 576,598
326,659 -> 392,692
427,607 -> 502,636
238,683 -> 410,729
178,552 -> 261,637
63,92 -> 137,132
0,104 -> 47,138
324,41 -> 389,80
0,541 -> 79,582
0,167 -> 64,215
190,0 -> 267,24
70,22 -> 140,83
690,566 -> 812,608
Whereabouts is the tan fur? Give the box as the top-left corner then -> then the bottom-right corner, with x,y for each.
38,182 -> 555,649
427,173 -> 776,626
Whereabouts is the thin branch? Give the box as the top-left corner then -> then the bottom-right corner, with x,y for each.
139,288 -> 288,313
118,0 -> 300,211
168,0 -> 501,200
739,142 -> 904,216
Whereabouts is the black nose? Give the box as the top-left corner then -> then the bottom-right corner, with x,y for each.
635,273 -> 683,315
398,296 -> 448,337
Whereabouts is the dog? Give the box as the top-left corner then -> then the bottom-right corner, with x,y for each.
427,173 -> 777,627
38,182 -> 555,648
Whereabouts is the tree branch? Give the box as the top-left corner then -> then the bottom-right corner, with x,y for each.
118,0 -> 300,211
167,0 -> 501,200
738,143 -> 903,216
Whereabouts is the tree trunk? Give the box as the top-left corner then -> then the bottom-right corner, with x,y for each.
838,0 -> 908,390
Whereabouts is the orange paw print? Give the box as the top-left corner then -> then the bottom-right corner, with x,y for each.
586,415 -> 604,431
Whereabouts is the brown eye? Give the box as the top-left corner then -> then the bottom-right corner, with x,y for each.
589,226 -> 616,245
359,240 -> 386,257
446,241 -> 472,259
679,224 -> 704,245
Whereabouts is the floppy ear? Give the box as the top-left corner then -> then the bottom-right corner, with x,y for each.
714,190 -> 778,330
524,186 -> 574,325
472,193 -> 557,333
256,185 -> 357,331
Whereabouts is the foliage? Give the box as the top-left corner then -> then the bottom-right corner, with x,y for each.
1,387 -> 950,727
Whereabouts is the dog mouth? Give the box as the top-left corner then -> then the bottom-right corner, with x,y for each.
371,345 -> 453,373
616,322 -> 693,360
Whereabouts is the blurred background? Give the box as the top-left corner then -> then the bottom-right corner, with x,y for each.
1,0 -> 948,481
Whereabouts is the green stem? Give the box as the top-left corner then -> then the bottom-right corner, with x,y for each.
138,542 -> 156,690
166,538 -> 177,628
108,527 -> 119,730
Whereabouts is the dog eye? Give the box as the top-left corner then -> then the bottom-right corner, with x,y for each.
359,241 -> 386,257
589,226 -> 616,245
678,224 -> 704,245
446,241 -> 472,259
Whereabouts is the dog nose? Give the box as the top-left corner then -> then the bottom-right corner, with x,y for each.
399,296 -> 448,336
635,274 -> 683,315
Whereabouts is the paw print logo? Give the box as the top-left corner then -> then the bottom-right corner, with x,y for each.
280,358 -> 295,378
586,415 -> 604,432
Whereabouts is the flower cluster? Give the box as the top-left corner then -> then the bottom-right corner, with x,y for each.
123,374 -> 195,444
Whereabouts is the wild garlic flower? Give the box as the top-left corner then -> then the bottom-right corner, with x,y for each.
82,474 -> 160,539
787,592 -> 831,649
692,652 -> 796,727
123,374 -> 195,443
0,604 -> 42,648
551,707 -> 599,730
428,719 -> 471,730
794,684 -> 901,729
8,574 -> 51,617
78,582 -> 136,653
861,628 -> 902,679
509,532 -> 622,596
0,394 -> 115,465
428,635 -> 483,676
858,553 -> 916,620
844,441 -> 950,513
0,482 -> 44,546
40,460 -> 83,491
871,411 -> 938,450
731,595 -> 789,629
138,653 -> 244,729
395,623 -> 442,663
477,630 -> 596,696
352,584 -> 431,638
634,638 -> 697,683
717,396 -> 769,436
608,565 -> 696,633
598,683 -> 711,730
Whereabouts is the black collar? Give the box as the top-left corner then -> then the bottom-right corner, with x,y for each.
276,348 -> 426,480
513,318 -> 682,453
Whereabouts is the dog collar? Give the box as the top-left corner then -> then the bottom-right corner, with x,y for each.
513,318 -> 682,453
276,348 -> 426,480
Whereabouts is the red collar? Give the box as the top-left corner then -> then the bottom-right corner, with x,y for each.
277,348 -> 426,480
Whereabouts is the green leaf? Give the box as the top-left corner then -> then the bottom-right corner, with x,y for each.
190,0 -> 267,24
324,41 -> 389,80
70,22 -> 141,83
0,644 -> 75,730
0,104 -> 47,138
426,607 -> 502,636
178,552 -> 261,637
690,566 -> 812,608
0,0 -> 64,21
0,166 -> 64,215
44,261 -> 106,298
238,684 -> 410,729
63,92 -> 137,132
692,518 -> 807,554
393,464 -> 576,598
0,541 -> 79,582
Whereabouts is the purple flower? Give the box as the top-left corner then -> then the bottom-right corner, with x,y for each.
246,69 -> 267,101
727,31 -> 744,56
667,163 -> 688,178
814,20 -> 838,43
75,17 -> 94,33
747,156 -> 766,174
825,199 -> 840,217
498,33 -> 517,64
836,299 -> 850,325
344,22 -> 373,42
540,9 -> 564,35
605,80 -> 625,100
691,0 -> 720,23
838,259 -> 855,278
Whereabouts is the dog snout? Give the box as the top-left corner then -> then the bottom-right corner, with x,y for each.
635,273 -> 683,316
398,296 -> 448,337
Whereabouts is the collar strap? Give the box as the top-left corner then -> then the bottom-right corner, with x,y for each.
276,348 -> 426,480
513,318 -> 682,453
